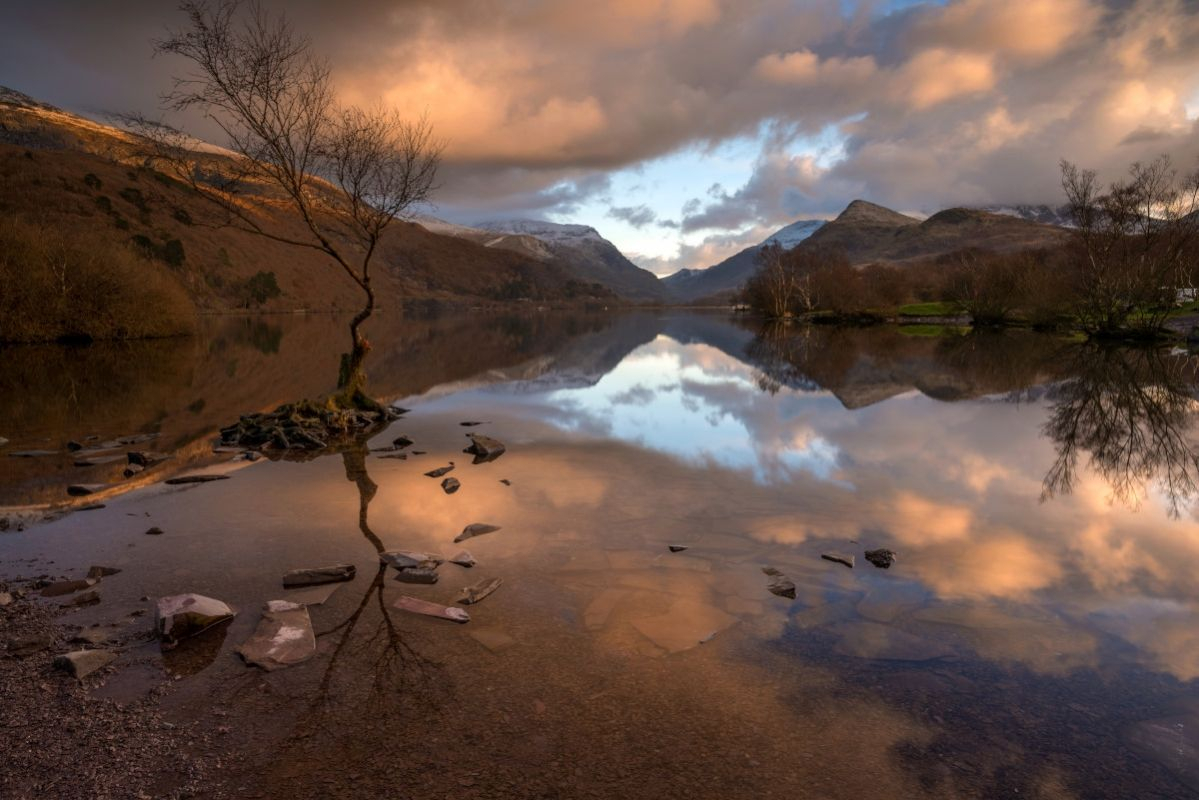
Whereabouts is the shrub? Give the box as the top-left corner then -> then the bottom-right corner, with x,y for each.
118,186 -> 149,215
83,173 -> 102,190
240,270 -> 282,307
0,217 -> 195,342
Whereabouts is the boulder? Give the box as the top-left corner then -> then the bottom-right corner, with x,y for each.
454,523 -> 501,544
821,552 -> 855,569
457,577 -> 503,605
156,594 -> 236,648
236,600 -> 316,671
762,567 -> 797,599
54,649 -> 116,679
441,477 -> 461,494
864,548 -> 896,569
464,433 -> 506,464
393,595 -> 470,623
281,564 -> 356,588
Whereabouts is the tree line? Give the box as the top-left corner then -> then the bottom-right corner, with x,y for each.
742,157 -> 1199,337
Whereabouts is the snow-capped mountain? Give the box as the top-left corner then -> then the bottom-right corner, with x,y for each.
976,204 -> 1075,228
763,219 -> 825,249
477,219 -> 606,245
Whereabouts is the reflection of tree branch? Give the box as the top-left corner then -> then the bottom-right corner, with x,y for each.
1041,345 -> 1199,517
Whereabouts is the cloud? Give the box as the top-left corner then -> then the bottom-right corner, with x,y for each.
607,204 -> 658,228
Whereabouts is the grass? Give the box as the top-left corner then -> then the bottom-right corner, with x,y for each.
898,323 -> 970,338
0,216 -> 196,342
897,301 -> 961,317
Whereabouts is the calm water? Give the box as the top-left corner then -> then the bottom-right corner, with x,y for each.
2,311 -> 1198,798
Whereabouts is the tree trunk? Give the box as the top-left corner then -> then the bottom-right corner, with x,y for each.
336,282 -> 382,411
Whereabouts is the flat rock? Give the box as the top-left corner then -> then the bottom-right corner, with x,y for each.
464,433 -> 506,463
41,578 -> 98,597
236,600 -> 316,671
73,454 -> 125,467
380,550 -> 444,570
281,564 -> 356,588
457,577 -> 502,605
394,567 -> 439,584
761,567 -> 797,599
584,588 -> 629,630
54,649 -> 116,679
864,548 -> 896,569
630,598 -> 738,654
87,565 -> 122,579
9,450 -> 58,457
67,590 -> 101,607
441,477 -> 460,494
667,545 -> 689,553
281,583 -> 343,606
164,474 -> 230,485
7,632 -> 53,657
71,628 -> 112,645
469,628 -> 516,653
393,595 -> 470,623
454,523 -> 501,544
448,550 -> 476,568
821,552 -> 855,568
424,465 -> 455,478
67,484 -> 108,496
156,594 -> 236,648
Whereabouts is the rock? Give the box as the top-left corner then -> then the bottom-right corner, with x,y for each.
0,592 -> 12,606
67,484 -> 107,496
0,436 -> 7,447
67,590 -> 101,607
67,440 -> 85,451
54,649 -> 116,679
441,477 -> 460,494
390,405 -> 410,415
127,451 -> 170,467
463,433 -> 506,463
7,633 -> 53,657
424,465 -> 455,478
667,545 -> 689,553
377,453 -> 407,460
459,421 -> 485,427
236,601 -> 316,671
78,503 -> 105,511
864,548 -> 896,569
122,463 -> 145,478
281,564 -> 356,588
394,568 -> 439,584
469,628 -> 516,652
164,474 -> 229,485
73,454 -> 125,467
457,577 -> 502,605
281,582 -> 343,606
72,628 -> 112,645
821,552 -> 855,568
87,566 -> 122,579
379,551 -> 444,570
411,450 -> 426,456
499,479 -> 511,486
449,550 -> 476,568
41,578 -> 98,597
116,433 -> 159,445
762,567 -> 797,599
392,435 -> 413,448
9,450 -> 58,457
145,526 -> 165,535
454,523 -> 501,544
393,595 -> 470,623
156,594 -> 236,648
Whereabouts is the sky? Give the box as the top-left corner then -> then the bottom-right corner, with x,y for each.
3,0 -> 1199,275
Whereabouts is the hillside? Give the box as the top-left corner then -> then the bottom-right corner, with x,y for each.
664,219 -> 824,302
0,88 -> 615,319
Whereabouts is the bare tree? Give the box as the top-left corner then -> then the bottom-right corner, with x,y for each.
1060,156 -> 1199,336
129,0 -> 441,409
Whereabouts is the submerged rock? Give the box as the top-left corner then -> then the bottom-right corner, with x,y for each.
393,595 -> 470,623
449,550 -> 476,568
156,594 -> 236,649
424,464 -> 454,478
469,628 -> 516,653
454,523 -> 501,544
164,474 -> 230,485
762,567 -> 797,599
464,433 -> 506,463
394,568 -> 439,584
67,590 -> 101,607
441,477 -> 460,494
457,577 -> 502,605
236,600 -> 316,671
864,548 -> 896,569
821,552 -> 855,569
54,649 -> 116,679
281,564 -> 356,588
281,582 -> 343,606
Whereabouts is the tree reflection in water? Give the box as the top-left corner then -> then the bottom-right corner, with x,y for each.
1041,345 -> 1199,517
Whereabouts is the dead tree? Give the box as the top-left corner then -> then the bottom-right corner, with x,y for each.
130,0 -> 441,409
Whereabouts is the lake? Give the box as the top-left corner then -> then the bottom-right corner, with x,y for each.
2,310 -> 1198,798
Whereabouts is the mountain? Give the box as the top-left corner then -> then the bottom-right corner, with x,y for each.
475,219 -> 667,302
663,218 -> 825,302
977,204 -> 1075,228
0,86 -> 616,316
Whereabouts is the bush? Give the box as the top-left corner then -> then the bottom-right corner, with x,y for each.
0,217 -> 195,342
83,173 -> 102,190
240,270 -> 282,307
